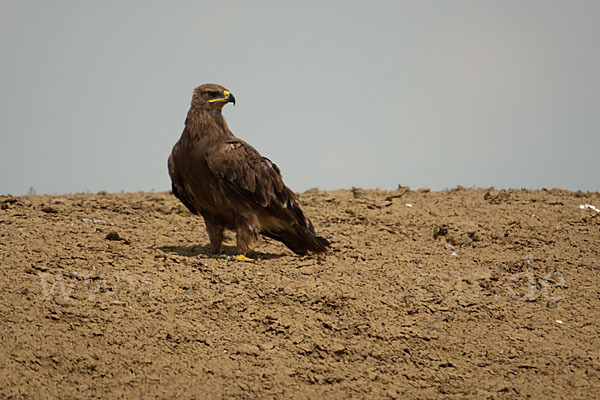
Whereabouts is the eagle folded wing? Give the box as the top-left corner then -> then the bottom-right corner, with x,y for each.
205,139 -> 295,211
203,138 -> 329,255
168,154 -> 199,215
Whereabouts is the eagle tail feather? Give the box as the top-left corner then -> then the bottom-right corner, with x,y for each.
262,225 -> 330,255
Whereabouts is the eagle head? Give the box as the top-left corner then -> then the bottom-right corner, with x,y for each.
192,83 -> 236,110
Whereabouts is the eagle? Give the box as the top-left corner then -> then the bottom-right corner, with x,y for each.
168,83 -> 329,260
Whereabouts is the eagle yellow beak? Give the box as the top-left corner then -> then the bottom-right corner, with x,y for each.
209,90 -> 236,105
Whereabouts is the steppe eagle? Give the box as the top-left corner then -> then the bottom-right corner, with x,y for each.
168,83 -> 329,260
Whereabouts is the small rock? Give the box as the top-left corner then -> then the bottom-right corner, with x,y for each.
298,342 -> 314,354
258,342 -> 275,351
546,299 -> 558,308
433,224 -> 449,239
447,233 -> 472,246
105,232 -> 129,244
483,189 -> 498,200
351,187 -> 366,199
82,218 -> 105,224
330,343 -> 346,355
439,361 -> 455,368
105,232 -> 122,241
235,344 -> 260,356
467,230 -> 483,242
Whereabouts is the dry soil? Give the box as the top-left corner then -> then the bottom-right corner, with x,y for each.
1,186 -> 599,399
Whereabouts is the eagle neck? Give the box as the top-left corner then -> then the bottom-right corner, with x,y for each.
186,108 -> 233,140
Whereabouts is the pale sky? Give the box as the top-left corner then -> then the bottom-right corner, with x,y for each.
1,1 -> 599,195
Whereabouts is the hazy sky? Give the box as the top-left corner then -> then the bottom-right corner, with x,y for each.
1,1 -> 599,195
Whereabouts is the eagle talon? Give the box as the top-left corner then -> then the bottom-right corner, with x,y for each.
232,254 -> 255,263
210,254 -> 255,263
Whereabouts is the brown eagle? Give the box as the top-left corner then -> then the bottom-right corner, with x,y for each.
168,83 -> 329,259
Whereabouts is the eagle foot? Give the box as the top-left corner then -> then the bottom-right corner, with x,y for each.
212,254 -> 256,263
232,254 -> 255,263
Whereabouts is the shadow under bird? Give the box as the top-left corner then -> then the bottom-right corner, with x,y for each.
168,83 -> 330,260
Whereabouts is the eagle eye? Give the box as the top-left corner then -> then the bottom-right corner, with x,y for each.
207,91 -> 219,98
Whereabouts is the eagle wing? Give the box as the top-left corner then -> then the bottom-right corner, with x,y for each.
205,138 -> 329,254
168,151 -> 199,215
206,139 -> 296,212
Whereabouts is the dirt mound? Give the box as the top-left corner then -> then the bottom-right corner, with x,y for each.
1,187 -> 599,399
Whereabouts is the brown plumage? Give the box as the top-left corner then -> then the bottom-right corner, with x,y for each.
168,83 -> 329,256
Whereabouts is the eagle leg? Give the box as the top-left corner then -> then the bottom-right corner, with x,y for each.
235,223 -> 255,256
203,215 -> 225,255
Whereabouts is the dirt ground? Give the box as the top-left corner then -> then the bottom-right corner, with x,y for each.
1,186 -> 599,399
